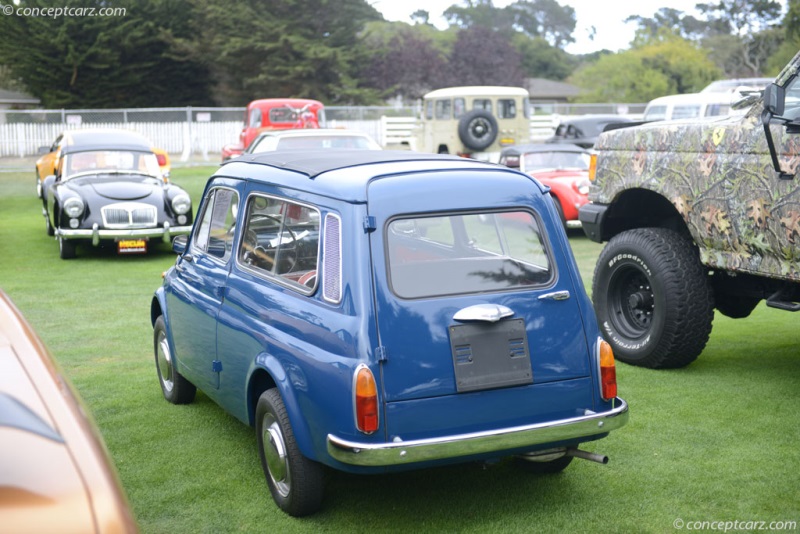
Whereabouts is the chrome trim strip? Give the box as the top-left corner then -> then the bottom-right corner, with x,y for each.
327,397 -> 628,467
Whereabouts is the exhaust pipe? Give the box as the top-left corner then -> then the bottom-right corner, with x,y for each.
566,447 -> 608,464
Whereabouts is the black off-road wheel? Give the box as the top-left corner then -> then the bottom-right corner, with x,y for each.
153,316 -> 196,404
256,388 -> 324,517
592,227 -> 714,369
458,110 -> 498,152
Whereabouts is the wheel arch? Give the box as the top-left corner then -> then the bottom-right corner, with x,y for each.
602,188 -> 691,242
247,357 -> 317,460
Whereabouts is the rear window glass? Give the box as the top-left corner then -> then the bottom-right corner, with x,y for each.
386,211 -> 552,299
435,99 -> 451,120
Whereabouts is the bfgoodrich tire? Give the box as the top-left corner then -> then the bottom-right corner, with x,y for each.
592,227 -> 714,369
458,110 -> 498,151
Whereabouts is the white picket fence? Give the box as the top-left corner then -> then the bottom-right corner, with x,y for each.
0,113 -> 603,159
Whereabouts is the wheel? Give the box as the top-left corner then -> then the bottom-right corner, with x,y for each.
458,110 -> 498,152
45,215 -> 54,236
514,455 -> 573,474
256,388 -> 324,517
35,170 -> 42,199
153,316 -> 196,404
592,227 -> 714,369
58,236 -> 76,259
550,195 -> 566,230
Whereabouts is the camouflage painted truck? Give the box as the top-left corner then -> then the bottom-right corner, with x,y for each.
579,51 -> 800,369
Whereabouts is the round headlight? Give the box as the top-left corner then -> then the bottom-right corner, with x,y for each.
63,197 -> 84,218
171,193 -> 191,215
574,179 -> 591,196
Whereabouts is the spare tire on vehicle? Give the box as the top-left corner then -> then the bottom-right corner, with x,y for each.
458,110 -> 498,151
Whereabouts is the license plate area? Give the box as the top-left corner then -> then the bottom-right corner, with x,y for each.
117,239 -> 147,254
448,318 -> 532,393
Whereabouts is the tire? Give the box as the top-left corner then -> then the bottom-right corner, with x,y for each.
45,215 -> 54,237
58,236 -> 77,260
35,170 -> 42,199
153,316 -> 196,404
551,195 -> 566,230
256,388 -> 324,517
458,110 -> 498,152
514,455 -> 573,474
592,227 -> 714,369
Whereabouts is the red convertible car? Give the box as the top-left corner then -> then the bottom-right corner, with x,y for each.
221,98 -> 325,161
499,144 -> 591,228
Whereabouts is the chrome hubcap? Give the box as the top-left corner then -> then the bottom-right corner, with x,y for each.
156,331 -> 174,392
262,413 -> 290,497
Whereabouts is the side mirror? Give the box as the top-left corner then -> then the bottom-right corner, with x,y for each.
764,83 -> 785,116
172,235 -> 188,255
761,83 -> 794,179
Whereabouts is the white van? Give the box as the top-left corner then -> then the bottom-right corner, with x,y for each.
643,92 -> 737,122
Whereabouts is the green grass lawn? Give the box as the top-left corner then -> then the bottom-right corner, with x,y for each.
1,167 -> 798,533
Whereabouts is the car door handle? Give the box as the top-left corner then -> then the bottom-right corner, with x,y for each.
538,290 -> 571,301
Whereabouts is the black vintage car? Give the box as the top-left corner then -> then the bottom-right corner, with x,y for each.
41,129 -> 192,259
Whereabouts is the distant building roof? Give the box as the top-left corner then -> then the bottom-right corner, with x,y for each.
524,78 -> 581,101
0,89 -> 40,105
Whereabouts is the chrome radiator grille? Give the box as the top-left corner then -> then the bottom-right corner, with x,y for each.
101,203 -> 157,228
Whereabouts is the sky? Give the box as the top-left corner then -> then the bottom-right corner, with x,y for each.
371,0 -> 787,55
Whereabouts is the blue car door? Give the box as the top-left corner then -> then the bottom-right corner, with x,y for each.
166,182 -> 241,390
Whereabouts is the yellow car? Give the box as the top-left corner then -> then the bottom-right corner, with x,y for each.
36,130 -> 171,198
0,290 -> 138,533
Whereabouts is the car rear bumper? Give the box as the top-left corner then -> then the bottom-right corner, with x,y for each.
327,397 -> 628,467
57,223 -> 192,245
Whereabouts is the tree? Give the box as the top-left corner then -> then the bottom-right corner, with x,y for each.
444,26 -> 524,86
0,0 -> 212,108
569,39 -> 720,103
507,0 -> 576,48
360,27 -> 449,100
512,35 -> 576,80
171,0 -> 383,105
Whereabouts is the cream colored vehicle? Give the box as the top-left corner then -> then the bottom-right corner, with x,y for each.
415,86 -> 531,159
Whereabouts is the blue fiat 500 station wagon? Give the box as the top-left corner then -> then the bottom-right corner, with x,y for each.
151,151 -> 628,516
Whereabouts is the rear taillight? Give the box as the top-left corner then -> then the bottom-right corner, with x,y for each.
599,339 -> 618,400
156,153 -> 167,166
354,365 -> 379,434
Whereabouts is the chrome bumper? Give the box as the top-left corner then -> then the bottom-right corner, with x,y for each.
57,223 -> 192,245
327,397 -> 628,467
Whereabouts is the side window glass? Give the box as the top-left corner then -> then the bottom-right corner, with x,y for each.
238,195 -> 321,293
248,108 -> 262,128
498,99 -> 517,119
473,99 -> 492,113
192,188 -> 239,261
453,98 -> 466,119
783,76 -> 800,119
425,100 -> 434,120
435,99 -> 451,120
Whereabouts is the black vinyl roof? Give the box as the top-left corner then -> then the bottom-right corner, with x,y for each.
230,149 -> 473,178
61,129 -> 153,154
